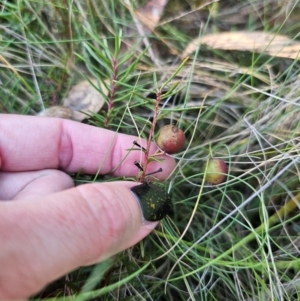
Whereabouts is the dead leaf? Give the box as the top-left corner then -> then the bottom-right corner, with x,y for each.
181,31 -> 300,60
38,106 -> 73,119
135,0 -> 169,32
63,78 -> 107,121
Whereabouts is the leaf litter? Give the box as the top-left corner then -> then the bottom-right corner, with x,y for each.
181,31 -> 300,60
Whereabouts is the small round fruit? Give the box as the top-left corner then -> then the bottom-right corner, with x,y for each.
131,182 -> 172,221
156,125 -> 185,154
204,158 -> 228,185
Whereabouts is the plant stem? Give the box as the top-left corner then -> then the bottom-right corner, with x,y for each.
105,57 -> 117,128
138,90 -> 161,182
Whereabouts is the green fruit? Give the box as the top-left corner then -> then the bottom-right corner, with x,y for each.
156,125 -> 185,154
131,182 -> 172,221
204,158 -> 228,185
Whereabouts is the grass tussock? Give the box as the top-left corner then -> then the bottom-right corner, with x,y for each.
2,0 -> 300,300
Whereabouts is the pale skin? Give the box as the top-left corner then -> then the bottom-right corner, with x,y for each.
0,114 -> 175,301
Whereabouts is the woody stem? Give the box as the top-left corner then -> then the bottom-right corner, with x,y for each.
138,91 -> 161,182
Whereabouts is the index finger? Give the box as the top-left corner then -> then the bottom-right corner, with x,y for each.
0,114 -> 175,180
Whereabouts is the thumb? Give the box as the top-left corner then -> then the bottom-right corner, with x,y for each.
0,182 -> 158,300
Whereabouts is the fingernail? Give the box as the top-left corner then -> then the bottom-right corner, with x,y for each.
131,182 -> 172,222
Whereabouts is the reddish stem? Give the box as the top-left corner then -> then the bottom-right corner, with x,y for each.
138,91 -> 161,182
105,58 -> 117,128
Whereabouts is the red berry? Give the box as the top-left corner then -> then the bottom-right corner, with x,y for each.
156,125 -> 185,154
204,158 -> 228,185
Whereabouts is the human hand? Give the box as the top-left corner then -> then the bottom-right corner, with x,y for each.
0,114 -> 175,301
